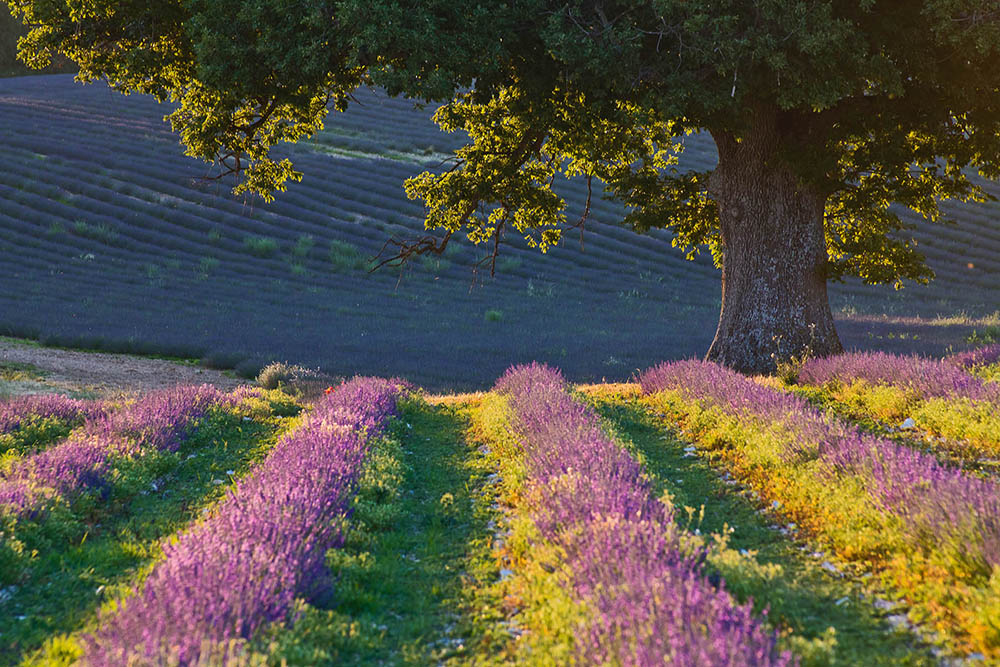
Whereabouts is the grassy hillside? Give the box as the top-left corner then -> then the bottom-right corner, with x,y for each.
0,75 -> 997,389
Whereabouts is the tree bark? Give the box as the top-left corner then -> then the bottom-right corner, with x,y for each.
706,109 -> 842,374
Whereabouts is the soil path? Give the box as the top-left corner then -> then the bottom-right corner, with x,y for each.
0,339 -> 243,395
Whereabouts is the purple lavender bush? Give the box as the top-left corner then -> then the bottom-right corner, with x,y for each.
83,377 -> 401,665
0,385 -> 224,519
496,363 -> 793,666
0,393 -> 101,435
640,360 -> 1000,576
798,351 -> 999,402
947,343 -> 1000,370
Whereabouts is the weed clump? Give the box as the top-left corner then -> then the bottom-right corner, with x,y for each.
258,361 -> 321,389
329,240 -> 367,272
243,236 -> 278,258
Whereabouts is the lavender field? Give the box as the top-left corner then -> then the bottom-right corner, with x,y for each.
3,346 -> 999,664
0,75 -> 998,390
1,64 -> 1000,666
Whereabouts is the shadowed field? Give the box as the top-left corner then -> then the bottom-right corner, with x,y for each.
0,75 -> 997,389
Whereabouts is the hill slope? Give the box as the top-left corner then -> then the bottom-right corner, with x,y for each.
0,75 -> 997,388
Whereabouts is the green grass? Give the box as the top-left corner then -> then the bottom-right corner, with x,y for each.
243,236 -> 279,258
0,362 -> 44,383
251,398 -> 496,664
967,325 -> 1000,345
291,234 -> 315,258
0,361 -> 53,401
71,221 -> 122,247
779,379 -> 1000,471
329,239 -> 368,273
420,255 -> 450,274
0,338 -> 40,349
494,257 -> 521,273
197,256 -> 220,277
0,416 -> 74,462
3,407 -> 295,665
585,393 -> 936,666
0,337 -> 201,369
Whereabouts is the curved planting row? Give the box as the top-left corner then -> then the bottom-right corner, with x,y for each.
0,393 -> 101,434
800,351 -> 999,402
948,343 -> 1000,370
641,360 -> 1000,657
0,386 -> 223,518
484,363 -> 792,665
0,85 -> 712,295
797,351 -> 1000,460
0,396 -> 100,466
0,393 -> 104,462
81,377 -> 402,665
0,386 -> 231,587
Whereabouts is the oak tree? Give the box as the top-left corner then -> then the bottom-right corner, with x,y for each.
9,0 -> 1000,372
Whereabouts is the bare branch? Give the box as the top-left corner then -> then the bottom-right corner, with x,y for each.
565,174 -> 593,251
370,229 -> 455,272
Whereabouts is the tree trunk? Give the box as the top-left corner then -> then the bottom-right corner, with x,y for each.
706,110 -> 842,375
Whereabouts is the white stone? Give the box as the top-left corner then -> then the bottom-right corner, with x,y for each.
886,614 -> 909,629
900,417 -> 917,430
820,561 -> 841,576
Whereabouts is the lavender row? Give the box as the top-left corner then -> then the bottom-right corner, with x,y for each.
1,105 -> 704,291
0,393 -> 102,435
947,343 -> 1000,370
496,363 -> 791,666
798,351 -> 999,402
640,360 -> 1000,573
0,385 -> 225,519
84,377 -> 402,664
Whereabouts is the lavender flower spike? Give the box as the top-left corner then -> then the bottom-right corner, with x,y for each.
496,363 -> 793,666
84,377 -> 402,665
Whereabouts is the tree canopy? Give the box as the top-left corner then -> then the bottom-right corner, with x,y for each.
8,0 -> 1000,371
